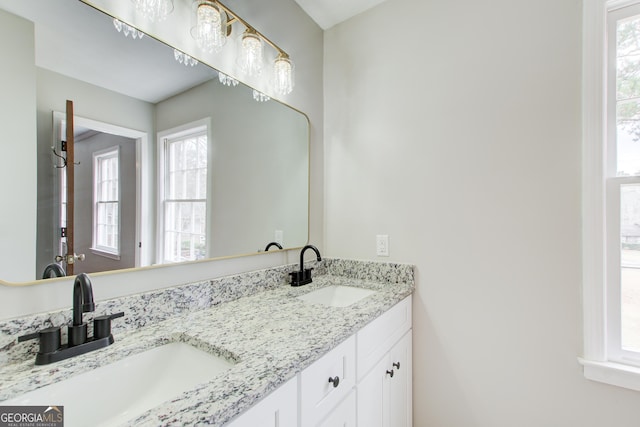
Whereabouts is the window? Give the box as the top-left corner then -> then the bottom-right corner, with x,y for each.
159,126 -> 208,263
607,3 -> 640,364
93,147 -> 120,256
582,0 -> 640,390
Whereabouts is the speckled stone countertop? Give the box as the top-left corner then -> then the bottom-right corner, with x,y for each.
0,259 -> 414,426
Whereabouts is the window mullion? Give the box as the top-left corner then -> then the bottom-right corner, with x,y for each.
606,179 -> 623,360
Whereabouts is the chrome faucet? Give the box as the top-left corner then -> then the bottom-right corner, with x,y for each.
69,273 -> 95,346
290,244 -> 322,286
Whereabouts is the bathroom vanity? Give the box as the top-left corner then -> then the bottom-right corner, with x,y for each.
0,259 -> 414,426
227,295 -> 412,427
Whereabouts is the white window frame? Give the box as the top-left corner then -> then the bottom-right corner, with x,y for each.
157,118 -> 211,264
581,0 -> 640,390
92,146 -> 121,258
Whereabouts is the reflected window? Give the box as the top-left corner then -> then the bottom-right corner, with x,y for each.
161,127 -> 208,263
93,147 -> 120,256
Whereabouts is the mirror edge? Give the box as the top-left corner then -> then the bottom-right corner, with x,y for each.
0,243 -> 309,287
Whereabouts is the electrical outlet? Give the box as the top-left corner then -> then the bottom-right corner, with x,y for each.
275,230 -> 283,245
376,234 -> 389,257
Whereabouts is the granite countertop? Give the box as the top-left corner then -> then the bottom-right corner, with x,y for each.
0,272 -> 413,426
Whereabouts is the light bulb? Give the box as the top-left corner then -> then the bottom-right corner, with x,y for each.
131,0 -> 173,22
273,54 -> 294,95
192,1 -> 226,53
237,29 -> 264,76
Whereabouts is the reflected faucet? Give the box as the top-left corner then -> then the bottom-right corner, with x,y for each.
264,241 -> 283,251
69,273 -> 95,346
42,263 -> 66,279
290,244 -> 322,287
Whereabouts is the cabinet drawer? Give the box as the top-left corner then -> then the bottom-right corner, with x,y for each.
225,376 -> 297,427
317,389 -> 356,427
300,335 -> 356,425
357,295 -> 412,380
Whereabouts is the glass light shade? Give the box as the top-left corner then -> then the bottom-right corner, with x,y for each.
131,0 -> 174,22
174,49 -> 198,67
252,90 -> 270,102
113,19 -> 144,40
218,72 -> 239,87
273,54 -> 294,95
191,1 -> 227,53
237,29 -> 264,76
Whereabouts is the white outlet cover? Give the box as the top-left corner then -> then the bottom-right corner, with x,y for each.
376,234 -> 389,256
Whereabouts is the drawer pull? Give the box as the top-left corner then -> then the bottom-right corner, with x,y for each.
386,369 -> 394,378
393,362 -> 401,369
328,376 -> 340,388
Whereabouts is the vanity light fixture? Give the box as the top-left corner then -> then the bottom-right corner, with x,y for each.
191,0 -> 227,53
273,53 -> 294,95
131,0 -> 174,22
113,19 -> 144,40
237,28 -> 264,76
190,0 -> 296,95
174,49 -> 199,67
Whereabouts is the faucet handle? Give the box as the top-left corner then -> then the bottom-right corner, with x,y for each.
289,270 -> 302,285
93,312 -> 124,340
303,267 -> 314,280
18,326 -> 62,354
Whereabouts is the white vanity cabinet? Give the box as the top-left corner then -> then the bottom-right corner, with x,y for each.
356,296 -> 412,427
225,295 -> 412,427
226,376 -> 298,427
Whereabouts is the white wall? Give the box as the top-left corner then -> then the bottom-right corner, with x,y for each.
324,0 -> 640,425
0,0 -> 323,319
0,10 -> 36,282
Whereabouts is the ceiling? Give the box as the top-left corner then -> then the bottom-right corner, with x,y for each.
0,0 -> 216,104
292,0 -> 388,30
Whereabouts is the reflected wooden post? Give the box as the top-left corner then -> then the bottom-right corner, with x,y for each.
66,100 -> 74,275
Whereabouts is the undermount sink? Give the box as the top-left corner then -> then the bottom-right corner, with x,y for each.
298,285 -> 377,307
3,342 -> 235,427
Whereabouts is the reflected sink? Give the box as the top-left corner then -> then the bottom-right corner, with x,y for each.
3,342 -> 234,427
298,285 -> 377,307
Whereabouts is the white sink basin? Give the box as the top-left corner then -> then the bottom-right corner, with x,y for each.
298,285 -> 377,307
3,342 -> 234,427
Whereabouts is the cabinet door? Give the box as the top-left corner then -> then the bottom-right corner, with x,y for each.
357,330 -> 412,427
318,389 -> 356,427
387,331 -> 412,427
356,353 -> 386,427
225,377 -> 297,427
